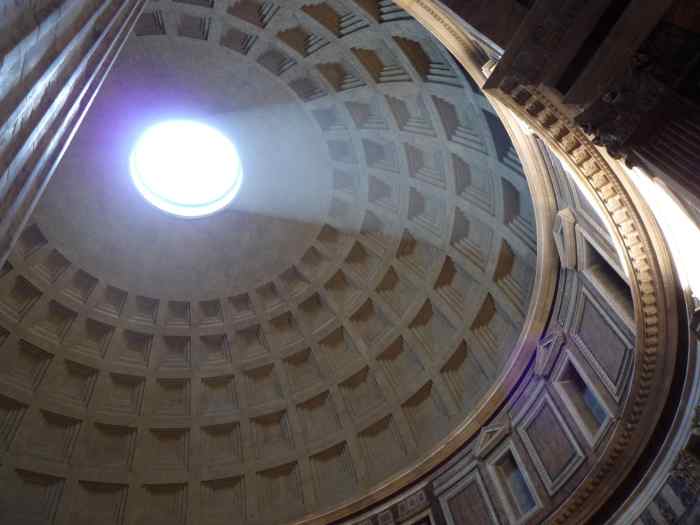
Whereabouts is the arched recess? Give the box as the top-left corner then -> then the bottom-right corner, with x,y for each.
386,1 -> 683,524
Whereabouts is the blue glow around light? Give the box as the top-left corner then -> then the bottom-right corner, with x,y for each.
130,120 -> 243,218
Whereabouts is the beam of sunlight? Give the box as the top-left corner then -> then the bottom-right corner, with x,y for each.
627,166 -> 700,298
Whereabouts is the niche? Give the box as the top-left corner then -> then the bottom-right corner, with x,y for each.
555,356 -> 610,445
579,234 -> 634,327
489,446 -> 538,522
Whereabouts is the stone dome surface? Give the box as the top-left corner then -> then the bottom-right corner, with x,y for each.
0,1 -> 538,524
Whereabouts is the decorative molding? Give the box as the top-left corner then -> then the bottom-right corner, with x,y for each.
552,209 -> 577,270
517,388 -> 586,496
438,468 -> 499,525
396,489 -> 430,522
483,73 -> 677,525
534,329 -> 566,379
474,413 -> 511,460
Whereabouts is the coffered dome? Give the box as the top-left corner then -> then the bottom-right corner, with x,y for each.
0,1 -> 539,523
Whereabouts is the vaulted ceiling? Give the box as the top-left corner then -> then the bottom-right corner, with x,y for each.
0,1 -> 539,523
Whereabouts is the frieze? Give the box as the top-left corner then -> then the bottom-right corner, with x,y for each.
396,490 -> 430,521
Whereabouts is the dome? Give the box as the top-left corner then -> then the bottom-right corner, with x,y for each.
0,2 -> 537,522
7,2 -> 697,525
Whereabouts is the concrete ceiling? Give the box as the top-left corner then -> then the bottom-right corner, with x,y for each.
0,1 -> 539,523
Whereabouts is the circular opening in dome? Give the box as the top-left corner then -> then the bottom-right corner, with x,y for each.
129,120 -> 243,218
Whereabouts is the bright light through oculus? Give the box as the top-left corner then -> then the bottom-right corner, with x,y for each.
130,120 -> 242,218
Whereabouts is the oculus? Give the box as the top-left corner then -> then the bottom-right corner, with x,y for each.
130,120 -> 243,218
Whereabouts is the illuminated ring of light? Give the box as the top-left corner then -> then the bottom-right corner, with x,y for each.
130,120 -> 243,218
